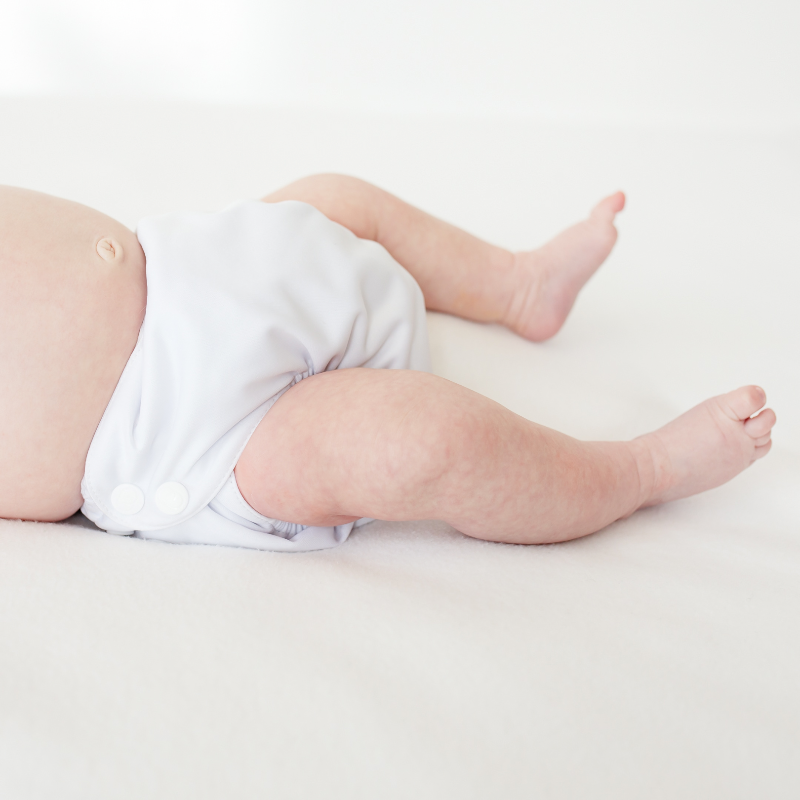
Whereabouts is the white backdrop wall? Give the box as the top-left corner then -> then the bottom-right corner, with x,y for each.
1,0 -> 799,130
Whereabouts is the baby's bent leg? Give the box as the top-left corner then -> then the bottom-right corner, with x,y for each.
235,369 -> 647,544
262,174 -> 624,342
235,370 -> 774,544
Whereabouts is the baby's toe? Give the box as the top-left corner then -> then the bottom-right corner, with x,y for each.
591,191 -> 625,223
719,385 -> 767,422
744,407 -> 776,439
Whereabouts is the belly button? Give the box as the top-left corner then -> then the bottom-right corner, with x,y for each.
96,237 -> 123,263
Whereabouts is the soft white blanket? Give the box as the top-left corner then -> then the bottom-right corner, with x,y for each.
1,99 -> 798,798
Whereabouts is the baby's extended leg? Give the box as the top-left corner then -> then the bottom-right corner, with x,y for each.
235,370 -> 775,544
262,175 -> 623,342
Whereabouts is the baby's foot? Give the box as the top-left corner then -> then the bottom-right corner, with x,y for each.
503,192 -> 625,341
633,386 -> 776,508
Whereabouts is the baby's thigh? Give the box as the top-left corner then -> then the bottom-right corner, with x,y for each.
234,370 -> 363,527
234,367 -> 459,527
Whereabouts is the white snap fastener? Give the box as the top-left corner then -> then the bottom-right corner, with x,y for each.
154,482 -> 189,515
110,484 -> 145,515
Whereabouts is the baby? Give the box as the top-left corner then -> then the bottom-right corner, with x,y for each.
0,175 -> 776,551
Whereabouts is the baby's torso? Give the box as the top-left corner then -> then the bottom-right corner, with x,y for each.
0,226 -> 145,521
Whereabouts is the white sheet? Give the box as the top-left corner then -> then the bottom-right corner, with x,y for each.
1,98 -> 798,798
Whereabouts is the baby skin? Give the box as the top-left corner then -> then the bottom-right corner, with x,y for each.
0,176 -> 775,544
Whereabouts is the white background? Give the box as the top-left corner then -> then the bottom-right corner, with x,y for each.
1,0 -> 799,130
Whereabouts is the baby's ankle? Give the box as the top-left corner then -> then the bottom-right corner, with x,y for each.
502,250 -> 548,337
626,436 -> 662,511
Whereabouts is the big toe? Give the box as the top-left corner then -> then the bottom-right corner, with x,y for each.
591,191 -> 626,223
744,407 -> 776,439
718,385 -> 767,422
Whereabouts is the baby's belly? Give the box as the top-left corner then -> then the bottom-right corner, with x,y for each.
0,257 -> 146,521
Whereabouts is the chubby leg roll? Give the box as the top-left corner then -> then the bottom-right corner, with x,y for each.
234,369 -> 775,545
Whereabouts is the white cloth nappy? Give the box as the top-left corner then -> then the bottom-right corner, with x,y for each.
80,200 -> 431,552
